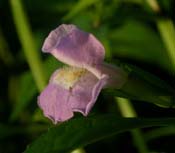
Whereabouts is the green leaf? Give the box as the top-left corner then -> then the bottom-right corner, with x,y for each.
24,114 -> 175,153
107,61 -> 175,108
10,0 -> 47,91
124,63 -> 174,93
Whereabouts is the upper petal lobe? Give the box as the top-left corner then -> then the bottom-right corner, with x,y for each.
42,24 -> 105,70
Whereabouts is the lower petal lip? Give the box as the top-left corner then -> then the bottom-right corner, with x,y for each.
38,67 -> 108,123
38,83 -> 74,124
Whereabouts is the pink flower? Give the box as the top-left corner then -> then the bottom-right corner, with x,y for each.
38,24 -> 127,124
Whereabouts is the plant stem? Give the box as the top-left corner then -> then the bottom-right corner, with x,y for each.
116,97 -> 149,153
10,0 -> 46,91
156,19 -> 175,73
145,0 -> 175,73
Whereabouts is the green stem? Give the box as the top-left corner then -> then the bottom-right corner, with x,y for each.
10,0 -> 46,91
116,97 -> 149,153
156,19 -> 175,73
145,0 -> 175,73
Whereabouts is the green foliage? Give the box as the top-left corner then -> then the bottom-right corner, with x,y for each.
104,60 -> 175,108
24,115 -> 175,153
117,62 -> 174,107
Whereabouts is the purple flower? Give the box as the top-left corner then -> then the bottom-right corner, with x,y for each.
38,24 -> 127,124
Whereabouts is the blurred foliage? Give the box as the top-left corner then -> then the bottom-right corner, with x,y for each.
0,0 -> 175,153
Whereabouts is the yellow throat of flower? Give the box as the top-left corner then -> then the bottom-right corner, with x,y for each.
53,67 -> 86,89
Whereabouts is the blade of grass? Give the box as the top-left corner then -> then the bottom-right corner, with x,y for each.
10,0 -> 46,91
145,0 -> 175,73
156,19 -> 175,73
116,97 -> 149,153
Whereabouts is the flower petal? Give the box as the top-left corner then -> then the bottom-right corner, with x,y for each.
38,68 -> 108,123
38,83 -> 73,124
69,72 -> 108,115
42,24 -> 105,74
98,63 -> 128,89
42,24 -> 76,52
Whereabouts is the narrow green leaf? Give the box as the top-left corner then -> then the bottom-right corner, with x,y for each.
108,61 -> 175,108
24,115 -> 175,153
10,0 -> 46,91
124,63 -> 174,93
